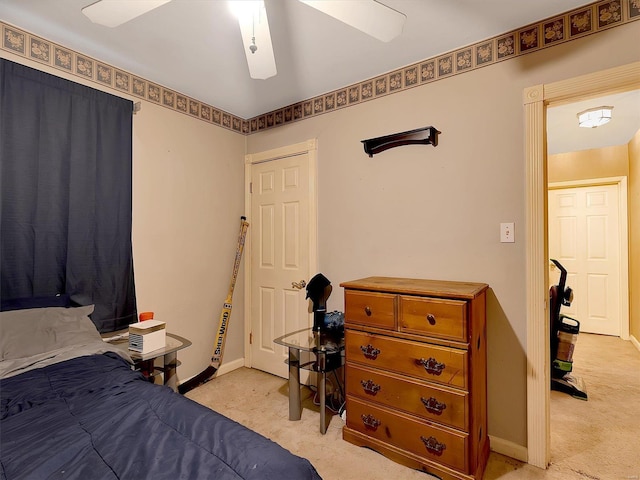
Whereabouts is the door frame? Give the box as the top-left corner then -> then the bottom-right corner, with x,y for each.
548,177 -> 629,339
242,139 -> 319,368
524,61 -> 640,468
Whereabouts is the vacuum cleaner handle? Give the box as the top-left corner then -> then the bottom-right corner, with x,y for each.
550,258 -> 567,291
550,258 -> 573,308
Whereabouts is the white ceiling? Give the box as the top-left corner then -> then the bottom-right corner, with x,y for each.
2,0 -> 638,153
547,90 -> 640,155
2,0 -> 601,119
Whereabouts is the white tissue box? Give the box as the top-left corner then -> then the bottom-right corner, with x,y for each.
128,320 -> 166,353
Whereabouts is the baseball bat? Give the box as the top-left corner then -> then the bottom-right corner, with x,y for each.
178,216 -> 249,394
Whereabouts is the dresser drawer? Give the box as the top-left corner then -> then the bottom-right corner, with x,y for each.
346,363 -> 469,431
400,296 -> 467,342
345,330 -> 468,389
346,396 -> 469,473
344,290 -> 396,330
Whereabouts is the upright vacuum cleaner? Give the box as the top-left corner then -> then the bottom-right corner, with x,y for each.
549,259 -> 588,400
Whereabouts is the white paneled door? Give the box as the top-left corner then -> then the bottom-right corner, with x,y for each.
548,183 -> 624,336
247,146 -> 316,378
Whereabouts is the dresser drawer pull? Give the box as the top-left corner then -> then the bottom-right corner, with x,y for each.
361,414 -> 381,430
417,357 -> 445,375
360,344 -> 381,360
420,435 -> 447,455
420,396 -> 447,415
360,379 -> 381,395
426,313 -> 436,325
364,306 -> 372,316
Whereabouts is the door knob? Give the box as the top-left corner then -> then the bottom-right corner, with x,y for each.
292,280 -> 307,289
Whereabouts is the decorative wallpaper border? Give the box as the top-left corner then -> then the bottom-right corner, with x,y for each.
249,0 -> 639,133
2,0 -> 638,135
1,21 -> 245,134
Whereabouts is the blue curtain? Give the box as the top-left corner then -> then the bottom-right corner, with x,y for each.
0,59 -> 137,332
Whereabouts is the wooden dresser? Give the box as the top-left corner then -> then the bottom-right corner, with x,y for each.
341,277 -> 489,480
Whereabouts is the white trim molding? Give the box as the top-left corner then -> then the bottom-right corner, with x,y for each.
489,435 -> 528,463
216,357 -> 246,377
523,83 -> 550,469
524,61 -> 640,469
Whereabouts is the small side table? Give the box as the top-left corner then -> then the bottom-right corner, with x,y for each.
274,328 -> 344,434
110,332 -> 191,392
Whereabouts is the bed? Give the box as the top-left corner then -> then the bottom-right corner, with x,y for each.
0,303 -> 322,480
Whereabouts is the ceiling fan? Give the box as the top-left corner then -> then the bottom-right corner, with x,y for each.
81,0 -> 406,80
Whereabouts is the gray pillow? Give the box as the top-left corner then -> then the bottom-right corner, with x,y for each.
0,305 -> 101,361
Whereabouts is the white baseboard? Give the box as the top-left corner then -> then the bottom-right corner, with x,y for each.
177,358 -> 246,387
489,435 -> 528,463
215,357 -> 245,377
630,334 -> 640,352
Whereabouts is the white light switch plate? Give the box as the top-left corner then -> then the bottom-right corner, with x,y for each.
500,222 -> 515,243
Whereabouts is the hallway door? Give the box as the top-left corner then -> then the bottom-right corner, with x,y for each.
548,181 -> 627,336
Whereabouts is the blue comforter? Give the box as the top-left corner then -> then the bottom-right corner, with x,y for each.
0,353 -> 321,479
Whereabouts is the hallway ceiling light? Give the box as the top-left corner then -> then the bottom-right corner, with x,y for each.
577,106 -> 613,128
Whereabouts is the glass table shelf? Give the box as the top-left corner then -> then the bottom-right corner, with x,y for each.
274,328 -> 344,434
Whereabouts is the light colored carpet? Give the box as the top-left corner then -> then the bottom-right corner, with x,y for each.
185,333 -> 639,480
484,333 -> 640,480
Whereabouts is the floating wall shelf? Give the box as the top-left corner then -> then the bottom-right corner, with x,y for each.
361,126 -> 440,157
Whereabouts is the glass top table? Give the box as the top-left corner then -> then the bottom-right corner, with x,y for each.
274,328 -> 343,355
107,332 -> 191,392
274,328 -> 344,434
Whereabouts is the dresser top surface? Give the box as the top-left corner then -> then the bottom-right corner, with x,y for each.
340,276 -> 488,299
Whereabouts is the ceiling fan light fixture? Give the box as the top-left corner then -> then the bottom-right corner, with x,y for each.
229,0 -> 277,79
577,106 -> 613,128
228,0 -> 261,20
81,0 -> 171,28
298,0 -> 406,42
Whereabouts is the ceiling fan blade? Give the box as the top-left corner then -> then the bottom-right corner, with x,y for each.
82,0 -> 172,28
299,0 -> 405,42
230,1 -> 277,80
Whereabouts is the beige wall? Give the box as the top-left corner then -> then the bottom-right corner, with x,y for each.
548,144 -> 629,183
246,22 -> 640,449
131,103 -> 246,380
629,130 -> 640,341
0,50 -> 247,381
3,16 -> 640,456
